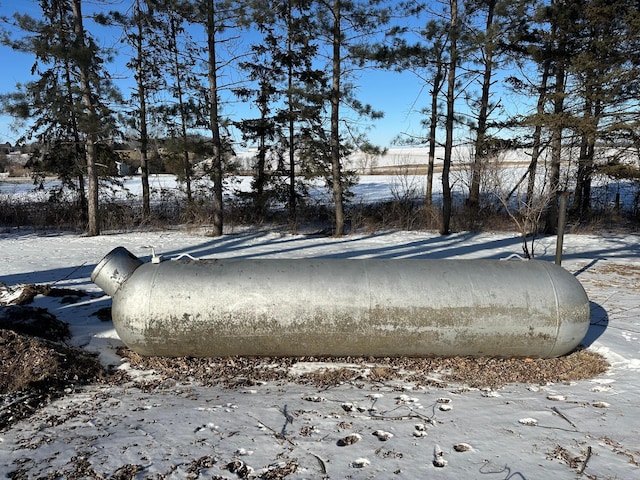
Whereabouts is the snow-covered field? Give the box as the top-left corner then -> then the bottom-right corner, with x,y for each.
1,226 -> 639,478
2,167 -> 636,218
0,173 -> 436,205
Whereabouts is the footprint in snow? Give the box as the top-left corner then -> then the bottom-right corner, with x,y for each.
413,423 -> 428,437
341,402 -> 356,412
372,429 -> 393,441
337,433 -> 362,446
433,444 -> 447,467
481,388 -> 501,397
546,394 -> 567,401
437,397 -> 452,411
226,460 -> 254,476
395,394 -> 420,404
453,443 -> 472,452
351,458 -> 370,468
303,395 -> 325,403
235,448 -> 253,456
518,417 -> 538,426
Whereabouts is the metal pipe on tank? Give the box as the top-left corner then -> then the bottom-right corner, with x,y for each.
91,247 -> 591,359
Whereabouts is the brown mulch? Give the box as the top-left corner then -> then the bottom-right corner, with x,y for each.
0,304 -> 70,340
0,327 -> 112,431
0,303 -> 111,432
0,329 -> 109,395
119,348 -> 610,391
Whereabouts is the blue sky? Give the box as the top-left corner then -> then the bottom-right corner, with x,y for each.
0,48 -> 429,150
0,1 -> 528,150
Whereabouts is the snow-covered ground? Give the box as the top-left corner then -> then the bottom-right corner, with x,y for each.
1,227 -> 639,478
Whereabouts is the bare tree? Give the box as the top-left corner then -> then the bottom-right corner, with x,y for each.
486,152 -> 551,258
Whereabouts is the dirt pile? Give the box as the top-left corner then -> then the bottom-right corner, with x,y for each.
0,305 -> 110,431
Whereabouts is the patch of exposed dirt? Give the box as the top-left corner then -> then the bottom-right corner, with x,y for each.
119,348 -> 609,390
0,305 -> 70,340
0,305 -> 112,432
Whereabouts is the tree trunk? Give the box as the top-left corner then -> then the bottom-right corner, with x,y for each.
287,4 -> 297,227
468,0 -> 496,209
426,59 -> 444,207
331,0 -> 345,236
574,101 -> 591,217
60,54 -> 87,221
441,0 -> 458,235
544,64 -> 566,234
168,14 -> 193,204
207,0 -> 224,237
526,59 -> 551,206
574,96 -> 599,217
288,81 -> 296,226
72,0 -> 99,236
255,92 -> 268,214
135,0 -> 151,218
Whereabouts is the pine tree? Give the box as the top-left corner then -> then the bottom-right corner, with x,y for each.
422,22 -> 448,208
441,0 -> 459,235
164,2 -> 200,204
235,0 -> 326,225
1,0 -> 118,235
370,16 -> 448,206
315,0 -> 388,236
187,0 -> 240,236
466,0 -> 510,210
275,0 -> 327,225
568,0 -> 640,217
115,0 -> 167,219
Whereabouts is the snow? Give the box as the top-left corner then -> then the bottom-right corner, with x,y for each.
1,171 -> 640,477
1,227 -> 639,478
1,170 -> 634,216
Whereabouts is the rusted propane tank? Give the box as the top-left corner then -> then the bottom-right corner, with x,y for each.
91,246 -> 590,358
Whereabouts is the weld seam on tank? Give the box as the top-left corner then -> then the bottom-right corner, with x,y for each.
148,261 -> 161,328
541,261 -> 563,358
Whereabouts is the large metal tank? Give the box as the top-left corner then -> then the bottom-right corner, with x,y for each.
91,246 -> 590,358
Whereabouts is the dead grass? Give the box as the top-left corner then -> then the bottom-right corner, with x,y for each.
582,263 -> 640,291
2,181 -> 638,234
